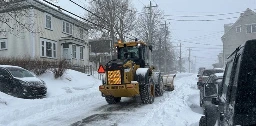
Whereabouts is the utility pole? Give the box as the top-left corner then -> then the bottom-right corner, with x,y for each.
145,1 -> 157,66
188,48 -> 192,73
164,21 -> 167,74
145,1 -> 157,45
179,43 -> 182,73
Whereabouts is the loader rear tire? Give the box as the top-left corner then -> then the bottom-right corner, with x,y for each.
105,96 -> 121,104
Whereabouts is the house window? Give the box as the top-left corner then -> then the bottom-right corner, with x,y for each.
80,46 -> 83,59
40,38 -> 57,58
63,21 -> 73,34
246,24 -> 256,33
53,43 -> 56,58
80,29 -> 83,39
236,26 -> 241,33
72,45 -> 76,58
0,39 -> 7,50
41,41 -> 44,56
45,14 -> 52,30
46,42 -> 52,57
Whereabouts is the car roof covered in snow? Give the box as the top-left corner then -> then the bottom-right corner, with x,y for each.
0,65 -> 23,69
214,73 -> 224,78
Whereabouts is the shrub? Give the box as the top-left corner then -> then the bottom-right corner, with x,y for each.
51,59 -> 69,79
0,57 -> 70,78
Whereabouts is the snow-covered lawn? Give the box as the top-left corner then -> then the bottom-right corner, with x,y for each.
0,71 -> 203,126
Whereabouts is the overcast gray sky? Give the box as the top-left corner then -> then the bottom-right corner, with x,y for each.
48,0 -> 256,70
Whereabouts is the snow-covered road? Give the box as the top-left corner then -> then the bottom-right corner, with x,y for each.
69,73 -> 203,126
0,71 -> 203,126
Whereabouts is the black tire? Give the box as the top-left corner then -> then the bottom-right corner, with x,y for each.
155,83 -> 164,96
170,85 -> 174,91
165,86 -> 172,91
139,84 -> 154,104
14,86 -> 25,98
105,96 -> 121,104
138,71 -> 155,104
199,116 -> 207,126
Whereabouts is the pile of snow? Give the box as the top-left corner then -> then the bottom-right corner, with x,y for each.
0,69 -> 101,126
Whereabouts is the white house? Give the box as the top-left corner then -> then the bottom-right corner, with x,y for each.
222,8 -> 256,65
0,0 -> 90,66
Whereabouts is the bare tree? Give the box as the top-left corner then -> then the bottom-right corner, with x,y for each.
88,0 -> 136,42
135,6 -> 177,72
0,0 -> 40,37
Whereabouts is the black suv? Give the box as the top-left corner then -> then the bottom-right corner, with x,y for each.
211,39 -> 256,125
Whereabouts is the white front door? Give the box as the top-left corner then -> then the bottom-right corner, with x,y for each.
63,48 -> 69,59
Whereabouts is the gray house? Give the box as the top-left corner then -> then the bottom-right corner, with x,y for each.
0,0 -> 90,66
222,8 -> 256,64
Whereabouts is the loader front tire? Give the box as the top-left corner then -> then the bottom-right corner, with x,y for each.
155,83 -> 164,96
140,83 -> 154,104
105,96 -> 121,104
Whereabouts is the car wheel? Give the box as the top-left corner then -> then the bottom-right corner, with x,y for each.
14,86 -> 26,98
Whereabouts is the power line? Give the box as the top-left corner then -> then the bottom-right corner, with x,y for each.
42,0 -> 104,29
166,12 -> 256,22
69,0 -> 107,23
69,0 -> 136,40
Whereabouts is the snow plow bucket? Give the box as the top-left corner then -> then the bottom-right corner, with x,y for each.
99,82 -> 140,97
162,74 -> 176,91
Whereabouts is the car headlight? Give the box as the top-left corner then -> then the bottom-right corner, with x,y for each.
19,80 -> 31,86
41,80 -> 46,85
124,68 -> 131,72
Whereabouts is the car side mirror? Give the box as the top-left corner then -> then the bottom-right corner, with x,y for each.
212,97 -> 219,105
149,45 -> 153,51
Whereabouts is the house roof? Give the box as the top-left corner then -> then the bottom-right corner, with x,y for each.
0,0 -> 90,30
221,8 -> 256,39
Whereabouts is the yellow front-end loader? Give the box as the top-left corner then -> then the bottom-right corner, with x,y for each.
99,40 -> 164,104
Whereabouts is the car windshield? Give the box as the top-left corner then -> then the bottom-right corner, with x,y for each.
6,67 -> 35,78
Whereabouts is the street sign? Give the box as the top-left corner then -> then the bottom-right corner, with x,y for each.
98,65 -> 105,73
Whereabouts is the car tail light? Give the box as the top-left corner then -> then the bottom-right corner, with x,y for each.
198,77 -> 202,82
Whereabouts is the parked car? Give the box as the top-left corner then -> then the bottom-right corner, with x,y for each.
199,73 -> 223,126
197,68 -> 224,89
200,73 -> 223,107
212,39 -> 256,126
198,67 -> 205,74
0,65 -> 47,98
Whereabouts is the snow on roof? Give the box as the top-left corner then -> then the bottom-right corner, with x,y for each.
215,73 -> 224,77
0,65 -> 23,69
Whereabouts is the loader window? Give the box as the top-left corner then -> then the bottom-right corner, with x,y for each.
118,46 -> 139,59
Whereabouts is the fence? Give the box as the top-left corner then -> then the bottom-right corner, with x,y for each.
70,65 -> 95,75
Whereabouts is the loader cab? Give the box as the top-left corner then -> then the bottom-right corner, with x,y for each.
116,41 -> 152,68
